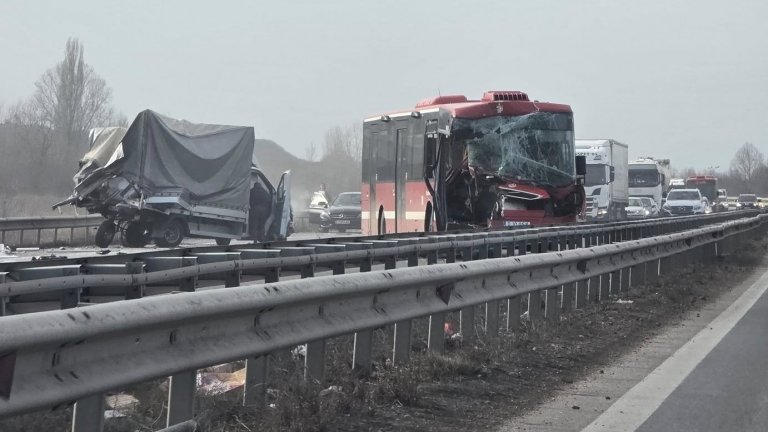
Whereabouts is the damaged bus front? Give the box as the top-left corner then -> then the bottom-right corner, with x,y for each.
362,91 -> 586,235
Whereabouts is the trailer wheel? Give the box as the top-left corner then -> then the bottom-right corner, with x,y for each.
156,219 -> 185,248
215,238 -> 231,246
95,220 -> 116,248
122,222 -> 149,248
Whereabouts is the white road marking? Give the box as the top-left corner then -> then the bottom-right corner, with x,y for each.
582,268 -> 768,431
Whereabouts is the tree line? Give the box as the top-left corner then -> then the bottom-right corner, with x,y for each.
0,38 -> 124,216
674,142 -> 767,196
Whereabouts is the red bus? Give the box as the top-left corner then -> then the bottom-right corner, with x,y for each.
685,175 -> 718,205
361,90 -> 585,235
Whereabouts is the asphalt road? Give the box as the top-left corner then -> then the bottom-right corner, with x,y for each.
503,267 -> 768,432
634,277 -> 768,431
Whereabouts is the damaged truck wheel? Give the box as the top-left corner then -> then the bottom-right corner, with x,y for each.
156,219 -> 185,248
121,222 -> 149,248
95,220 -> 116,248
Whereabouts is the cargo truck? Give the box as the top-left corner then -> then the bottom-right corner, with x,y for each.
575,139 -> 629,221
54,110 -> 293,248
628,157 -> 670,207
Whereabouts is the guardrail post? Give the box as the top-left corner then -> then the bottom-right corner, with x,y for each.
575,280 -> 587,308
238,249 -> 282,282
630,264 -> 644,289
659,253 -> 674,277
545,287 -> 560,322
444,235 -> 457,263
125,262 -> 146,299
646,259 -> 660,284
620,267 -> 630,294
488,233 -> 503,258
426,238 -> 439,265
167,369 -> 196,427
609,270 -> 620,296
392,241 -> 420,366
428,311 -> 446,354
598,273 -> 609,302
528,289 -> 543,322
486,300 -> 500,336
354,244 -> 394,374
460,303 -> 475,342
306,339 -> 326,382
244,355 -> 269,406
72,393 -> 105,432
506,296 -> 521,330
476,234 -> 489,260
588,274 -> 600,303
393,319 -> 412,365
562,282 -> 575,312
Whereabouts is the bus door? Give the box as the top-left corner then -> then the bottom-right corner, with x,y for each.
395,127 -> 408,232
363,130 -> 377,234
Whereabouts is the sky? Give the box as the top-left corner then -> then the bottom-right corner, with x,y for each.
1,0 -> 766,171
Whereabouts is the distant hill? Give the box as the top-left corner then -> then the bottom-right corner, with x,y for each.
253,139 -> 360,208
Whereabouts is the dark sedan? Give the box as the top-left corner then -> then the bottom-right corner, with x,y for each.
319,192 -> 361,232
738,194 -> 758,209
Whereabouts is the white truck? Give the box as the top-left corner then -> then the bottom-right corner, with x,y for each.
575,139 -> 629,221
628,157 -> 671,208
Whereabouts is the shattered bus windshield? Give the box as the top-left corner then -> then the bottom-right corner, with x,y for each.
454,112 -> 575,187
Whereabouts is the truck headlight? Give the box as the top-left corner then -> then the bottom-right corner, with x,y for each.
597,208 -> 608,215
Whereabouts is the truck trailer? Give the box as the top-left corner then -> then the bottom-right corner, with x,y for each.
575,139 -> 629,221
54,110 -> 292,248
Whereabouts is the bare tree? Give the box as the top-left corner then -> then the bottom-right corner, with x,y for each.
322,123 -> 361,163
317,122 -> 363,195
304,141 -> 319,161
730,142 -> 764,190
29,38 -> 119,150
5,100 -> 54,153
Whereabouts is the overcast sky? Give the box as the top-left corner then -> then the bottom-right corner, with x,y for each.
1,0 -> 766,170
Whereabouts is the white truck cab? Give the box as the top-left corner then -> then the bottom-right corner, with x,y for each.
575,139 -> 629,221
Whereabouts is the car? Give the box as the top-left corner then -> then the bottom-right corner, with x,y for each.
319,192 -> 362,233
661,189 -> 706,216
626,197 -> 657,219
738,194 -> 758,209
307,190 -> 331,225
725,198 -> 741,211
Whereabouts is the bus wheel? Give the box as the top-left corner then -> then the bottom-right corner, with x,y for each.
424,202 -> 433,232
377,205 -> 386,235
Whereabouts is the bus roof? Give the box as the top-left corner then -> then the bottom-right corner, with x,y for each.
364,90 -> 572,122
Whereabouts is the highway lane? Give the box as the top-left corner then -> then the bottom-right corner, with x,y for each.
501,266 -> 768,432
634,278 -> 768,431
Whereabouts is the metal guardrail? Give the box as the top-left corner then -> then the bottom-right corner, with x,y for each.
0,211 -> 759,314
0,215 -> 103,248
0,212 -> 765,431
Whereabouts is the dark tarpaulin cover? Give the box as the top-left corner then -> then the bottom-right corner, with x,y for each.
120,110 -> 255,209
